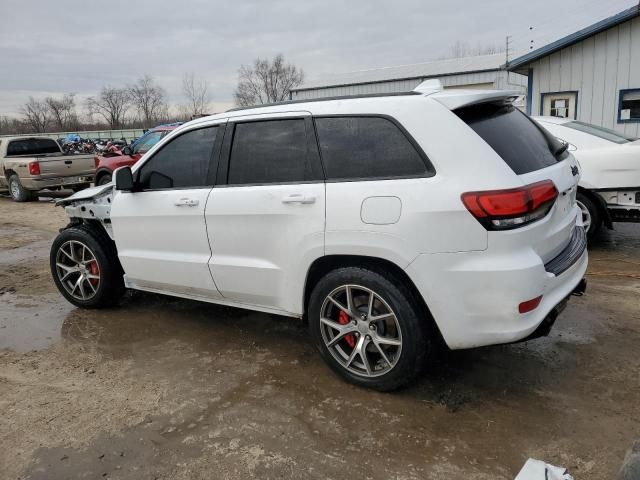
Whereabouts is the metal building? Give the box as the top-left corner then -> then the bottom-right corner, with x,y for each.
290,53 -> 527,105
508,5 -> 640,137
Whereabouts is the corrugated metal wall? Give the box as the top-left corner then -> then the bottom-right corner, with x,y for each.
529,16 -> 640,137
291,71 -> 528,100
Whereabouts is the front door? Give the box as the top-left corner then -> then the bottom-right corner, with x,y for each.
205,113 -> 325,313
110,124 -> 223,298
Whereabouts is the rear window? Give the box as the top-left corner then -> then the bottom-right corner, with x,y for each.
7,138 -> 60,156
456,104 -> 566,175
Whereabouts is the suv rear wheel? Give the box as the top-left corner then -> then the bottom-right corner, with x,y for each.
50,224 -> 125,308
308,267 -> 430,391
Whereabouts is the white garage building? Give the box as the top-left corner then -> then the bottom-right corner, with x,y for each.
508,5 -> 640,137
290,53 -> 527,106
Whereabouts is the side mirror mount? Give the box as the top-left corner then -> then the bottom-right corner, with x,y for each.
114,166 -> 134,191
122,145 -> 133,156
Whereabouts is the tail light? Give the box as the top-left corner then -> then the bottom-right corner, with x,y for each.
94,156 -> 100,168
28,161 -> 40,176
461,180 -> 558,230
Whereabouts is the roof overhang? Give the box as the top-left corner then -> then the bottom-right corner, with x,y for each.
507,5 -> 640,73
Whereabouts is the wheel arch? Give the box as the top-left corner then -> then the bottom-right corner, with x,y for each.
302,254 -> 444,343
577,186 -> 613,229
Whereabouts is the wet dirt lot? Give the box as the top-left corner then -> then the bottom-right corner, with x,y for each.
1,195 -> 639,480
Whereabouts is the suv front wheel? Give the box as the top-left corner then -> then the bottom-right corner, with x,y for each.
308,267 -> 431,391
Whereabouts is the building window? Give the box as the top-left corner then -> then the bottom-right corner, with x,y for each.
550,98 -> 570,118
618,89 -> 640,123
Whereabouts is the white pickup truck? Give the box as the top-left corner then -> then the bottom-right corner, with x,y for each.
0,136 -> 94,202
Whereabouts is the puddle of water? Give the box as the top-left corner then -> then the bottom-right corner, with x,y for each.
0,293 -> 74,352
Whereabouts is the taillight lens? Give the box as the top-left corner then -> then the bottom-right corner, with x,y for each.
94,156 -> 100,168
461,180 -> 558,230
28,161 -> 40,176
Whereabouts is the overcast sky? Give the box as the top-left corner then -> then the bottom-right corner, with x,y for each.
0,0 -> 635,117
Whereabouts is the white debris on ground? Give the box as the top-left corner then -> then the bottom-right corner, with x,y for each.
515,459 -> 574,480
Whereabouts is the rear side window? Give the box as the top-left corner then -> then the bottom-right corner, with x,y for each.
314,116 -> 428,181
7,138 -> 60,156
228,119 -> 317,185
456,104 -> 565,175
138,126 -> 217,190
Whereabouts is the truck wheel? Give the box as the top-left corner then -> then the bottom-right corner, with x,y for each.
96,173 -> 112,186
8,174 -> 37,202
308,267 -> 431,391
577,192 -> 602,241
50,224 -> 125,308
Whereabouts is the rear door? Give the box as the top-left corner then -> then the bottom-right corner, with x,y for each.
205,112 -> 325,313
110,123 -> 224,297
455,102 -> 581,262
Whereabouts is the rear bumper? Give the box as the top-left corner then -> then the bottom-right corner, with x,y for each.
20,175 -> 94,190
405,229 -> 588,350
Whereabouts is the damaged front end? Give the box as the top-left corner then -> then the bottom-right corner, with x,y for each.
56,184 -> 114,239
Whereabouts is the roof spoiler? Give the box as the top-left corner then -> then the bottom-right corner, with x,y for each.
431,90 -> 523,110
413,79 -> 443,95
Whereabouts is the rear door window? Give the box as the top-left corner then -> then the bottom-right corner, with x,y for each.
227,119 -> 319,185
455,104 -> 566,175
314,116 -> 429,181
7,138 -> 60,156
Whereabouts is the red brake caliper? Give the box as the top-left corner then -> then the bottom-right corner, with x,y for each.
88,261 -> 99,286
338,310 -> 356,348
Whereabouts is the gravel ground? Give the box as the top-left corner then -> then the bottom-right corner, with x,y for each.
1,194 -> 639,479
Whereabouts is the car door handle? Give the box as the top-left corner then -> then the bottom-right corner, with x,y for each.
174,198 -> 199,207
281,193 -> 316,204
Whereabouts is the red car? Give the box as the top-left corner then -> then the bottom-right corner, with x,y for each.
94,125 -> 178,185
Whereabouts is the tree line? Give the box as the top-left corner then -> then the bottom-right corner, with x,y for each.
0,55 -> 304,135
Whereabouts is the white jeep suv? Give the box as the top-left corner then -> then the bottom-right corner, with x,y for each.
50,82 -> 588,390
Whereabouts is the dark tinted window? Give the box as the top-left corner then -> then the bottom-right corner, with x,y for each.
7,138 -> 60,156
228,119 -> 316,185
138,126 -> 217,190
456,104 -> 566,175
314,116 -> 428,180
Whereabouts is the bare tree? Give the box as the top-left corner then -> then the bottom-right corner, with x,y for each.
181,73 -> 210,117
234,54 -> 304,107
128,75 -> 167,127
86,86 -> 131,128
45,93 -> 78,131
20,97 -> 50,133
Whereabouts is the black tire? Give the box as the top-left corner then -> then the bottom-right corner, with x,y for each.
96,173 -> 112,186
8,174 -> 37,202
577,192 -> 602,241
308,267 -> 431,391
50,224 -> 125,308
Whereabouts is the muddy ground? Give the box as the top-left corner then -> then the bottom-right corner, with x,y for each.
0,194 -> 639,480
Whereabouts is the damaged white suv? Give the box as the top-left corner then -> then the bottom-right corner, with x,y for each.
50,83 -> 588,390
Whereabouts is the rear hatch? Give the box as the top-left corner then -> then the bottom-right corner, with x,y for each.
453,100 -> 580,263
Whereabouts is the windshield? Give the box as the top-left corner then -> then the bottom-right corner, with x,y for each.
563,121 -> 637,144
132,131 -> 164,154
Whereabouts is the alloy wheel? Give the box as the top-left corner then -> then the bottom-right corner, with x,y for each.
577,199 -> 591,232
55,240 -> 101,301
319,284 -> 403,378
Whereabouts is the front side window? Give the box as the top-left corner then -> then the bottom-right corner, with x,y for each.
138,126 -> 218,190
227,119 -> 316,185
619,89 -> 640,123
314,116 -> 428,181
133,131 -> 164,154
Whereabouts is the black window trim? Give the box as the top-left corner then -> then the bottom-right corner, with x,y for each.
617,88 -> 640,124
216,115 -> 324,188
311,114 -> 436,183
132,123 -> 225,193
